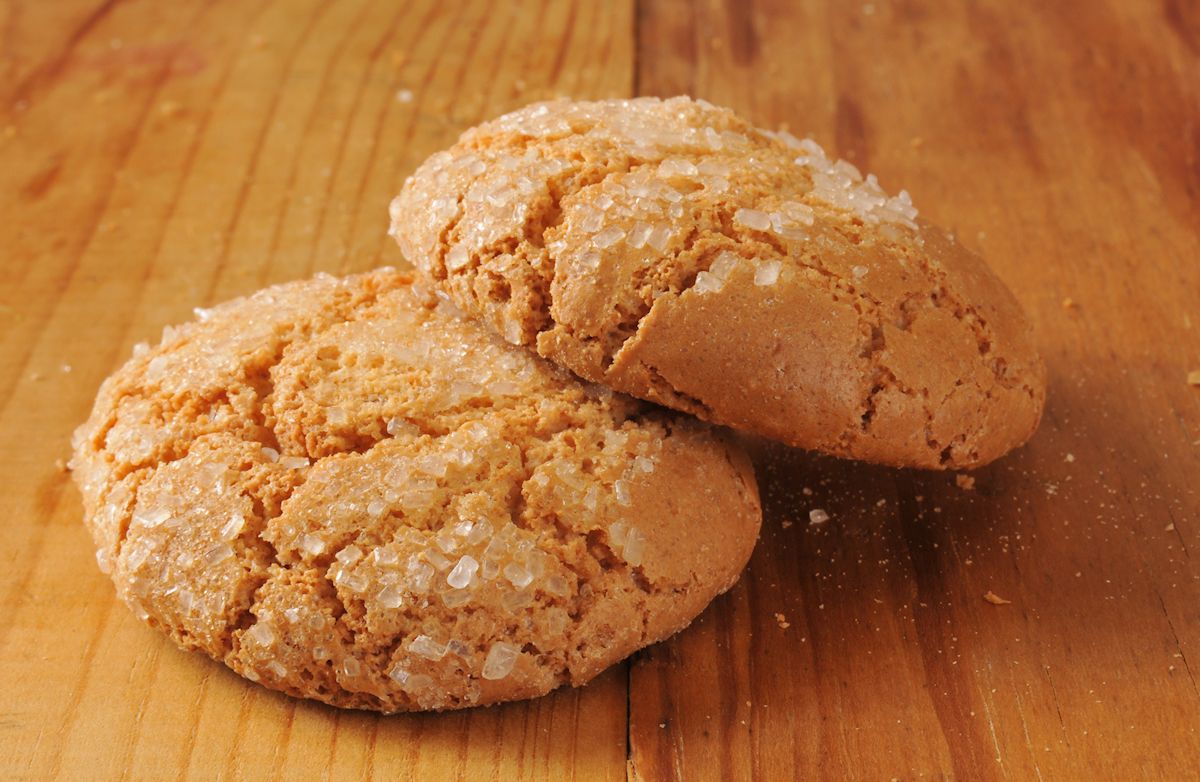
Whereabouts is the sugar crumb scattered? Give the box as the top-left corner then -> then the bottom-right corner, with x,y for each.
983,591 -> 1012,605
1165,523 -> 1176,532
808,508 -> 829,525
774,612 -> 790,629
1065,453 -> 1076,463
1188,370 -> 1200,387
955,474 -> 975,491
1062,297 -> 1076,310
396,89 -> 414,104
54,458 -> 68,473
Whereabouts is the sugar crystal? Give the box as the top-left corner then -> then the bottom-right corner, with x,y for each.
466,519 -> 492,545
501,589 -> 532,611
409,635 -> 447,660
658,158 -> 698,177
446,555 -> 479,589
446,245 -> 470,271
203,543 -> 234,565
336,545 -> 363,565
692,271 -> 723,294
435,530 -> 459,554
627,221 -> 653,249
754,261 -> 782,287
580,209 -> 604,233
408,559 -> 435,591
577,250 -> 601,272
246,622 -> 276,647
503,562 -> 534,589
133,507 -> 172,529
378,585 -> 404,609
386,417 -> 418,437
593,225 -> 625,249
646,225 -> 672,252
544,575 -> 570,597
425,549 -> 452,571
334,568 -> 368,593
734,208 -> 772,231
622,527 -> 646,567
300,534 -> 326,557
613,479 -> 632,506
482,642 -> 520,680
126,544 -> 151,571
219,513 -> 245,541
403,673 -> 433,694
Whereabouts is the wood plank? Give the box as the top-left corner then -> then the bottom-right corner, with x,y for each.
630,0 -> 1200,779
0,2 -> 633,780
3,0 -> 1199,779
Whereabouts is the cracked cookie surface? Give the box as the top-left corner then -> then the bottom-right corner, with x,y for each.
389,96 -> 1046,469
70,269 -> 761,712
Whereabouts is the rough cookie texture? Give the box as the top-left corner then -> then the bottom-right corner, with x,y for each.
390,96 -> 1046,469
71,269 -> 760,712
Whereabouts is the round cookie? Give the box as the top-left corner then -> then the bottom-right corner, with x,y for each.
389,96 -> 1046,469
70,269 -> 760,712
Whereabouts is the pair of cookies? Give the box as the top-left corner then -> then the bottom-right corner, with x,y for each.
73,97 -> 1044,713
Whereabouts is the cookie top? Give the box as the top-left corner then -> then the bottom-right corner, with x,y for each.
71,269 -> 760,712
389,96 -> 1046,469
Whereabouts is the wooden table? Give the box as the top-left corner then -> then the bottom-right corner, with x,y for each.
3,1 -> 1198,779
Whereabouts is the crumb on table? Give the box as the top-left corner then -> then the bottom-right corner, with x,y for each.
983,591 -> 1012,605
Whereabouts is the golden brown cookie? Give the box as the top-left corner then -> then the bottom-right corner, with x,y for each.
390,97 -> 1045,469
71,269 -> 760,712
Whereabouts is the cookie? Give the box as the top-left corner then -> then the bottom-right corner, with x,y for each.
70,269 -> 760,712
389,97 -> 1046,469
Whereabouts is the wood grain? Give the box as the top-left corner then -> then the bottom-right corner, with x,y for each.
1,0 -> 1197,779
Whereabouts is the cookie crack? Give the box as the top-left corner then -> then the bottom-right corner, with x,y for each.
603,219 -> 898,376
